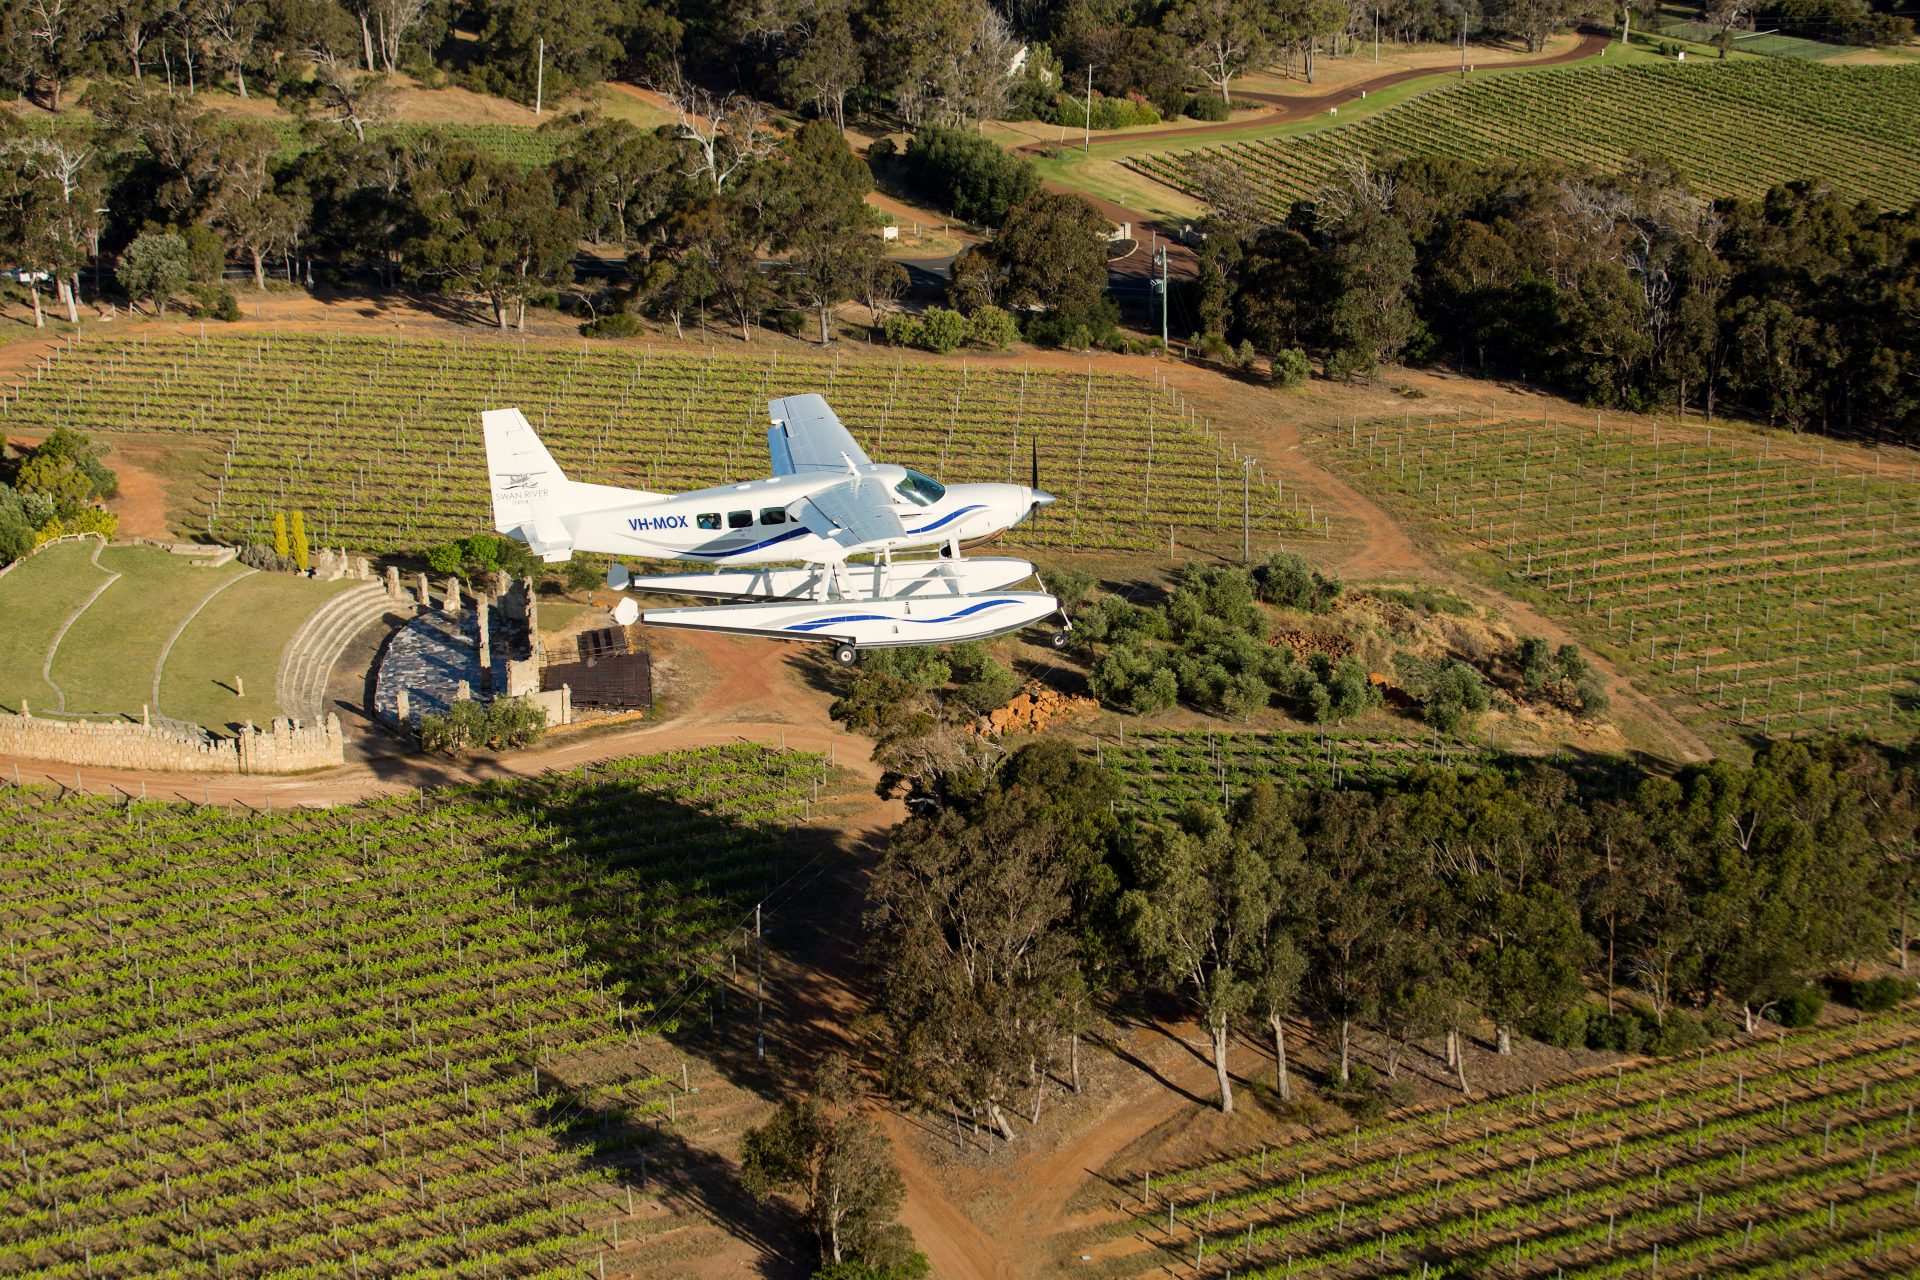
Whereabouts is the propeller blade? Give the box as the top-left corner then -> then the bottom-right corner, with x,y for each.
1031,437 -> 1040,492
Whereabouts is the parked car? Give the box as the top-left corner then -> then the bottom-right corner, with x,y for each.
2,267 -> 52,285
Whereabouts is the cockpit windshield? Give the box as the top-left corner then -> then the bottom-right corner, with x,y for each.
894,469 -> 946,507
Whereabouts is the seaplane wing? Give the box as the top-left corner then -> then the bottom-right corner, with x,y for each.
767,394 -> 871,476
796,476 -> 906,552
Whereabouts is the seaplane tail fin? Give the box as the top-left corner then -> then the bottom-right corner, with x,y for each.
481,408 -> 580,562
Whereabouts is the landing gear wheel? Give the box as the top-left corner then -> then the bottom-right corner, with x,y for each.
1049,630 -> 1071,651
832,643 -> 859,667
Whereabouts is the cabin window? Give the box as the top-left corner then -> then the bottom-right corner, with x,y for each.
697,513 -> 721,530
760,508 -> 788,525
894,469 -> 946,507
728,510 -> 754,529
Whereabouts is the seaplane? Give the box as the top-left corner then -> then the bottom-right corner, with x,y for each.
481,394 -> 1069,664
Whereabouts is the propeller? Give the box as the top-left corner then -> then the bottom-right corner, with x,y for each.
1029,438 -> 1057,520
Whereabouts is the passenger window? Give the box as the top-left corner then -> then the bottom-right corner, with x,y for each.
760,508 -> 788,525
697,513 -> 721,530
728,511 -> 753,529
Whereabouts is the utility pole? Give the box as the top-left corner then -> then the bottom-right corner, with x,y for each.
1084,65 -> 1097,153
535,37 -> 545,114
1375,6 -> 1380,61
1242,458 -> 1254,562
1460,9 -> 1468,77
1156,241 -> 1170,348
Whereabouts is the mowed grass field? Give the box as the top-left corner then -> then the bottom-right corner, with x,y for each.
0,539 -> 355,732
0,331 -> 1326,557
0,540 -> 114,714
1131,60 -> 1920,213
0,745 -> 827,1278
1309,412 -> 1920,747
1061,1009 -> 1920,1278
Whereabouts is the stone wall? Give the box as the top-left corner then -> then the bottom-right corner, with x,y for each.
0,712 -> 344,774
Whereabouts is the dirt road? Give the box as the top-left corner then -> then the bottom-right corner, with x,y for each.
1017,33 -> 1608,157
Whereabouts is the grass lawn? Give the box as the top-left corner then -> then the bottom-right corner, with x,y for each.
0,541 -> 113,715
160,570 -> 361,735
47,546 -> 250,719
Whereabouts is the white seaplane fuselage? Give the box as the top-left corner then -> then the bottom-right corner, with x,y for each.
548,464 -> 1045,565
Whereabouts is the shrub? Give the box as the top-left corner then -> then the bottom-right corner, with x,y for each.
882,313 -> 923,347
1042,90 -> 1160,130
582,311 -> 643,339
964,304 -> 1019,351
415,695 -> 548,752
1649,1009 -> 1709,1056
1252,551 -> 1341,612
770,309 -> 808,338
918,306 -> 968,354
190,286 -> 242,322
1184,93 -> 1230,122
1090,643 -> 1178,713
272,512 -> 289,559
1771,986 -> 1826,1027
1270,346 -> 1311,387
1042,566 -> 1097,609
866,136 -> 897,165
239,543 -> 298,572
1830,975 -> 1919,1011
1526,1002 -> 1589,1050
901,125 -> 1040,226
1584,1006 -> 1649,1054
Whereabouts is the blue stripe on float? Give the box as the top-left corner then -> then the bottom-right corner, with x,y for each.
783,598 -> 1019,633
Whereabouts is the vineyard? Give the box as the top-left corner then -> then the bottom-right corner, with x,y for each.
1095,728 -> 1502,816
1129,61 -> 1920,214
0,744 -> 827,1278
1067,1010 -> 1920,1278
0,332 -> 1329,556
1309,413 -> 1920,747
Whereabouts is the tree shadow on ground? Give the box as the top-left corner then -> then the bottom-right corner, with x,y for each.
538,1068 -> 810,1280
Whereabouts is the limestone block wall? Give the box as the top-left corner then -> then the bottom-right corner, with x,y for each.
0,712 -> 344,774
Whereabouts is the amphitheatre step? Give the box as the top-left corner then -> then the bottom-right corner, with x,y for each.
275,584 -> 416,723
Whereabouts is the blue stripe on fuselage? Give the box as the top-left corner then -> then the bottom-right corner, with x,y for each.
679,528 -> 810,558
906,504 -> 985,534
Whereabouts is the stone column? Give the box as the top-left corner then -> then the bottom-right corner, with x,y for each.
523,576 -> 540,634
444,576 -> 462,618
396,687 -> 410,726
385,565 -> 400,599
456,679 -> 471,701
477,597 -> 493,693
415,572 -> 431,608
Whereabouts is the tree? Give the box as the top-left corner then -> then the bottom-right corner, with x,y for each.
471,0 -> 624,101
301,49 -> 397,142
1166,0 -> 1266,104
1121,806 -> 1280,1113
661,74 -> 776,194
1703,0 -> 1749,53
867,763 -> 1085,1140
13,427 -> 116,512
199,0 -> 265,98
767,120 -> 873,343
1484,0 -> 1588,52
655,195 -> 766,341
1323,205 -> 1418,379
403,146 -> 580,330
551,119 -> 683,249
4,0 -> 107,112
900,126 -> 1039,227
958,191 -> 1111,337
781,3 -> 862,131
206,119 -> 303,290
287,508 -> 309,571
115,230 -> 191,314
740,1055 -> 921,1270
